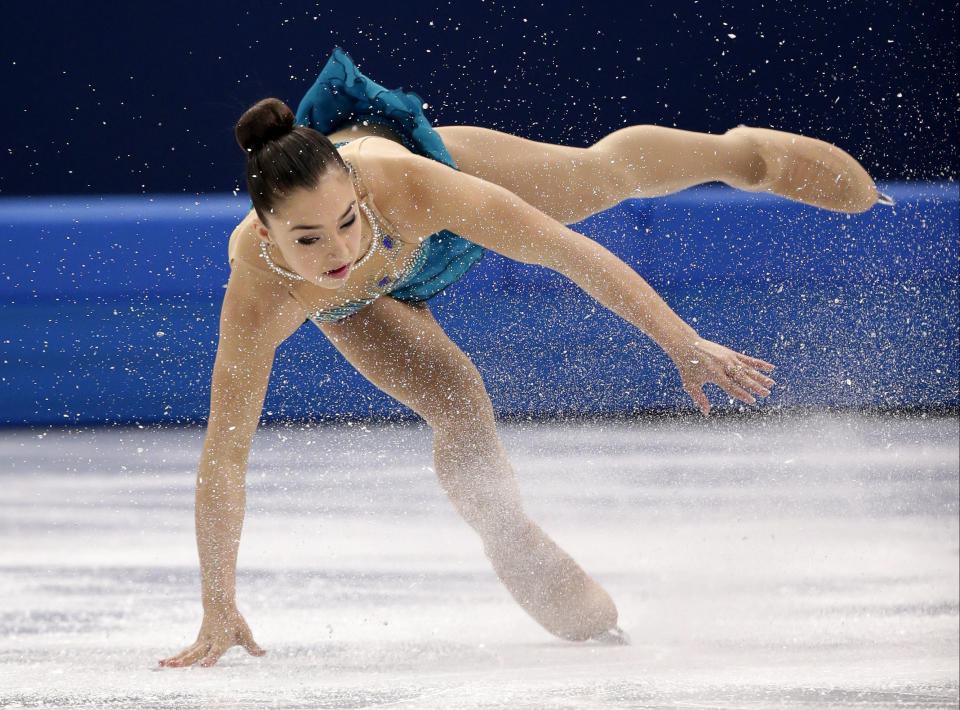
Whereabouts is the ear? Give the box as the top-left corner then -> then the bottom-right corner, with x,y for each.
252,218 -> 272,244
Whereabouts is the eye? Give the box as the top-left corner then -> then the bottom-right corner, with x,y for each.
296,214 -> 356,245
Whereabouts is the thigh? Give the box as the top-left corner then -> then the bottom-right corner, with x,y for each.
315,297 -> 493,427
435,125 -> 632,225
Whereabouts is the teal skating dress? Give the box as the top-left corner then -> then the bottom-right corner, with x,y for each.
295,47 -> 485,321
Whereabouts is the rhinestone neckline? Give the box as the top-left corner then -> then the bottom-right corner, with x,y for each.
259,239 -> 303,281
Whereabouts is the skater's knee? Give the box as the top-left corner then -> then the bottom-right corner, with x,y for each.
587,125 -> 658,196
592,123 -> 656,155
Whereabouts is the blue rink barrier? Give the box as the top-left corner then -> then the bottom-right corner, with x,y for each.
1,183 -> 957,427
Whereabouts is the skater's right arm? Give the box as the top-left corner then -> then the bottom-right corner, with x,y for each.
159,263 -> 306,668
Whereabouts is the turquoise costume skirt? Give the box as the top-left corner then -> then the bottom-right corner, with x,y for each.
295,47 -> 485,303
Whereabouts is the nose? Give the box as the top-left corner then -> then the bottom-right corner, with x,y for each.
328,233 -> 353,265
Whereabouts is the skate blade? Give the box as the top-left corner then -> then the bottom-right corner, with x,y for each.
592,625 -> 631,645
877,191 -> 896,206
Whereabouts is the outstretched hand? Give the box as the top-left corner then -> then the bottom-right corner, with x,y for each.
159,605 -> 265,668
668,337 -> 776,415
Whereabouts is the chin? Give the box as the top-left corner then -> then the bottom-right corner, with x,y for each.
314,276 -> 348,290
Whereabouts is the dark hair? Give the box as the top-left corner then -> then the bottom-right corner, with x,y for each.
235,98 -> 348,224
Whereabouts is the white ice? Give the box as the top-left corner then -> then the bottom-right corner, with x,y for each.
1,411 -> 957,709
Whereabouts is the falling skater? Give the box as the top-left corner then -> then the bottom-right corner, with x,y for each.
160,47 -> 887,667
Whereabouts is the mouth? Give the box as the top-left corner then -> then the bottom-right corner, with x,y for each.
324,263 -> 351,279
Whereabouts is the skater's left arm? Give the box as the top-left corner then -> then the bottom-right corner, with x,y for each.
386,155 -> 776,414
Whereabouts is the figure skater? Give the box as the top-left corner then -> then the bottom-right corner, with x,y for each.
159,47 -> 888,667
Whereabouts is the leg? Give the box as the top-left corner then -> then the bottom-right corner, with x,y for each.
316,298 -> 618,641
436,124 -> 880,221
436,124 -> 763,224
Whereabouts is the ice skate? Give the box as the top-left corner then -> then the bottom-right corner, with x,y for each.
725,124 -> 886,213
484,520 -> 618,642
592,625 -> 631,645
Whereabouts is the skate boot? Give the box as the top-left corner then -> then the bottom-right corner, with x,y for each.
484,520 -> 620,642
725,125 -> 893,213
592,625 -> 631,645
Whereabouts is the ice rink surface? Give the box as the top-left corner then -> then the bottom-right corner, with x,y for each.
1,410 -> 957,709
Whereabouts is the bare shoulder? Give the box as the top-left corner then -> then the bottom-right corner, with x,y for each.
345,140 -> 475,241
340,138 -> 563,267
346,138 -> 455,192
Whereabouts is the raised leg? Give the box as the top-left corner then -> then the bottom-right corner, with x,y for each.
316,297 -> 619,641
436,123 -> 881,222
435,124 -> 763,224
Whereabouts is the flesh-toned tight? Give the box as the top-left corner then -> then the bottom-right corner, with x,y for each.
319,297 -> 617,640
435,123 -> 764,223
317,125 -> 764,640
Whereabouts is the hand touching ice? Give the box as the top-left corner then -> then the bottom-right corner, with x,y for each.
159,605 -> 265,668
668,338 -> 776,416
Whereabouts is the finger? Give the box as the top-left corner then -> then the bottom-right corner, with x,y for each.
159,641 -> 203,667
732,359 -> 776,386
167,643 -> 211,668
684,384 -> 712,416
240,632 -> 266,657
731,369 -> 772,397
752,371 -> 777,387
737,353 -> 775,371
199,643 -> 229,668
238,622 -> 266,656
734,369 -> 776,389
718,376 -> 756,404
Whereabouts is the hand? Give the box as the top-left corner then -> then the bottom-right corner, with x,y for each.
667,337 -> 776,416
158,605 -> 265,668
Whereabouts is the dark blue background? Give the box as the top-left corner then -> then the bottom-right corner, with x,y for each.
1,2 -> 956,426
1,0 -> 957,196
2,184 -> 956,426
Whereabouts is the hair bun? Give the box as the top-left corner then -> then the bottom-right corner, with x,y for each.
235,98 -> 296,153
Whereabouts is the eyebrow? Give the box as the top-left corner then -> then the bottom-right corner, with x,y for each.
289,201 -> 356,231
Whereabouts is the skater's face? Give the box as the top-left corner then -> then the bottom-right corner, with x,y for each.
255,168 -> 367,289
